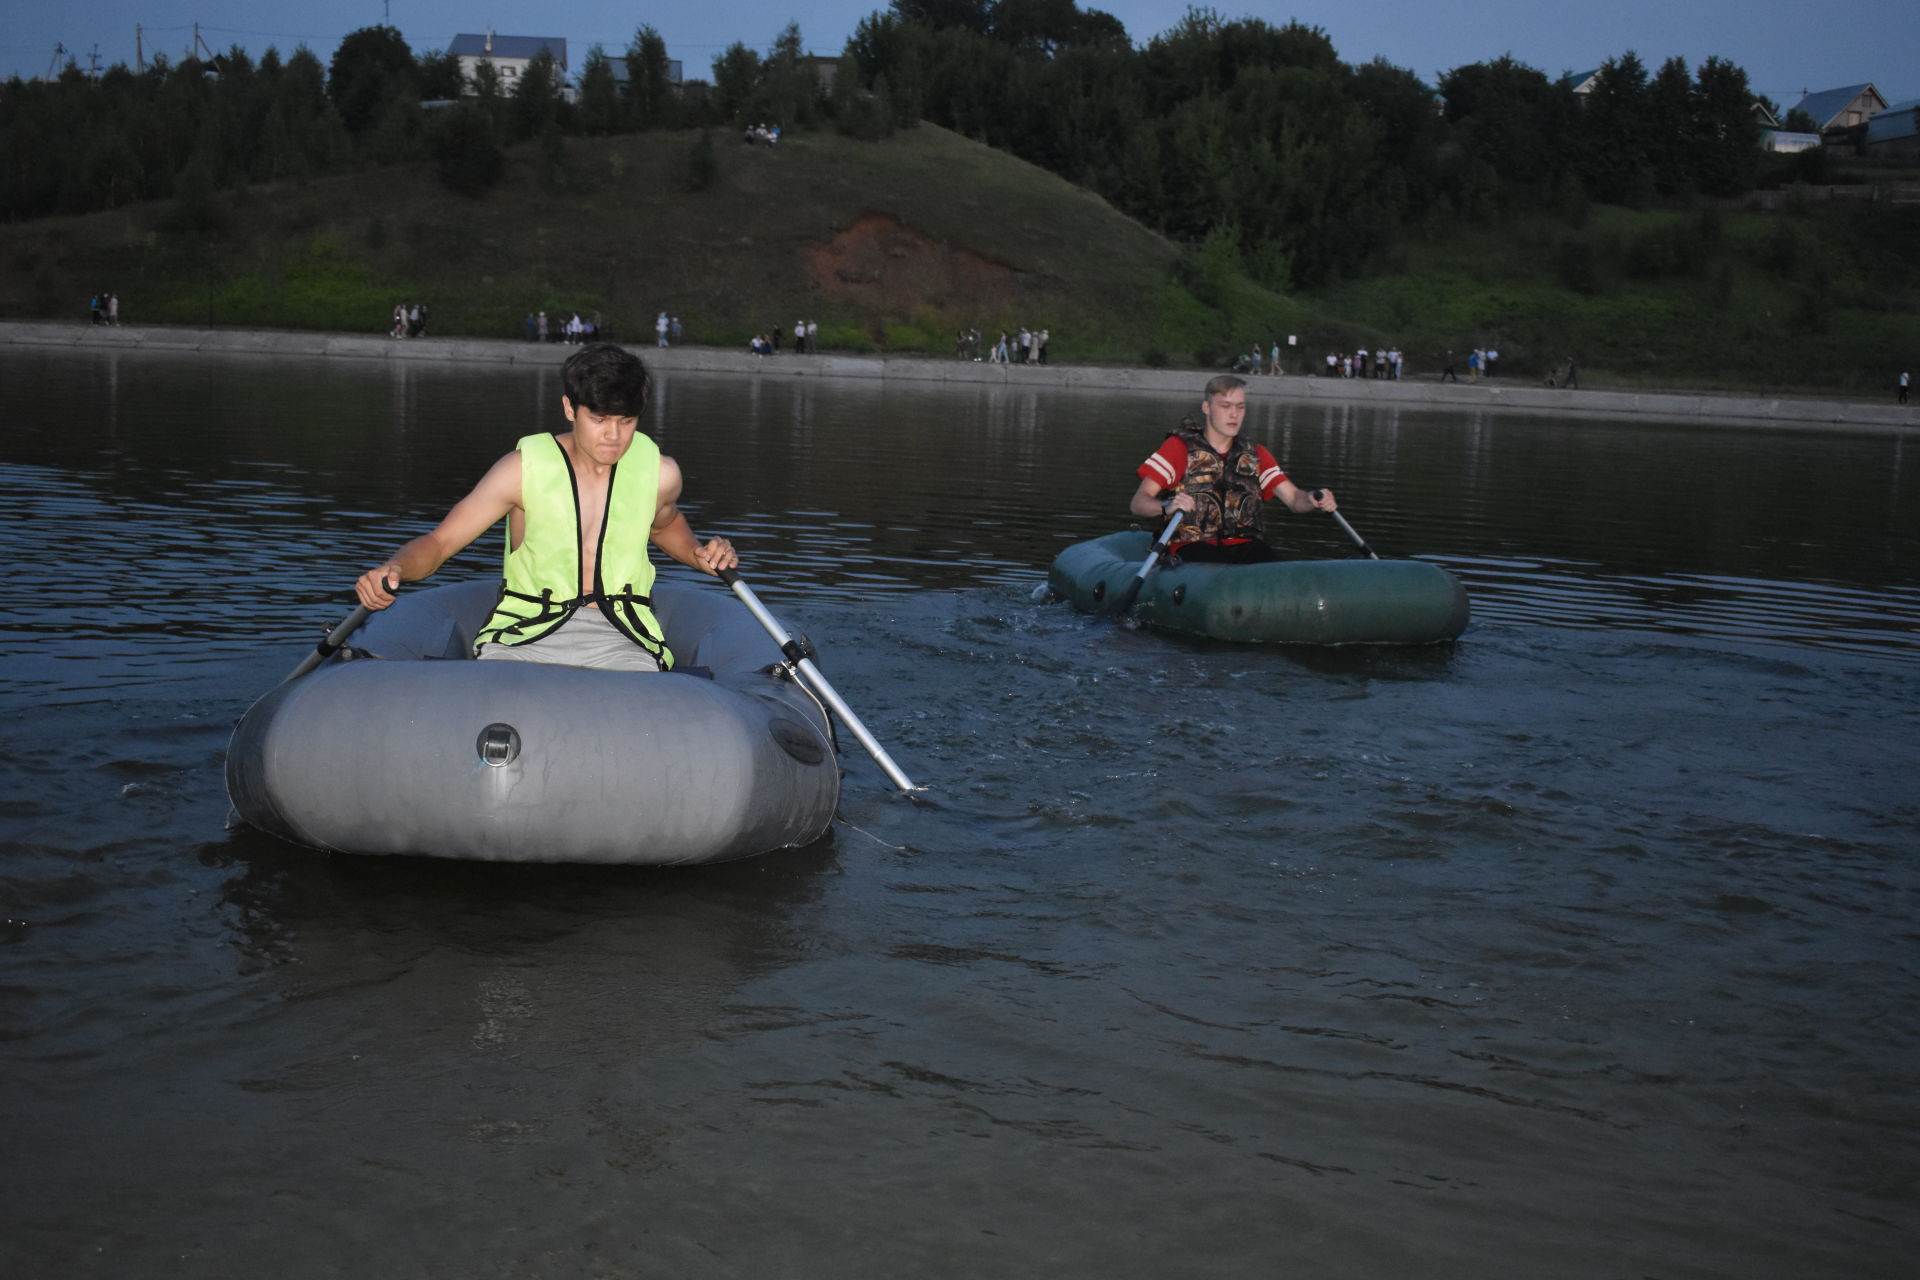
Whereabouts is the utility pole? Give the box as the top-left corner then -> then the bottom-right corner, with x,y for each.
44,41 -> 66,81
136,25 -> 144,73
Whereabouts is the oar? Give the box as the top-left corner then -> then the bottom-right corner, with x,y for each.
718,567 -> 919,793
278,576 -> 393,685
1102,509 -> 1185,618
1314,491 -> 1380,560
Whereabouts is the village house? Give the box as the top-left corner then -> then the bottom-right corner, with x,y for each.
1864,99 -> 1920,159
448,30 -> 568,94
1791,83 -> 1890,132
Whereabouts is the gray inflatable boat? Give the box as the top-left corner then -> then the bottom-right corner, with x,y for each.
226,580 -> 840,864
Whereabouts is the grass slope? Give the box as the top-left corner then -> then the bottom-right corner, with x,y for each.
1309,201 -> 1920,394
0,124 -> 1197,363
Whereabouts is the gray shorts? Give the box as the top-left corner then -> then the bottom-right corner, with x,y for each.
477,606 -> 664,672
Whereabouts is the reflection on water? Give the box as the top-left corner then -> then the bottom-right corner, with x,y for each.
6,347 -> 1916,667
1,347 -> 1917,1278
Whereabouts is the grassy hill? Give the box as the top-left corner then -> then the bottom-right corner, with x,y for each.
0,123 -> 1221,363
3,121 -> 1916,392
1309,198 -> 1920,395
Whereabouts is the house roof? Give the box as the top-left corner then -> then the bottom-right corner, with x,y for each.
448,33 -> 568,69
1865,100 -> 1919,144
1562,68 -> 1600,93
1791,83 -> 1886,129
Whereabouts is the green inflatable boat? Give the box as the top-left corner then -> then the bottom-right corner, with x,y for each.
1048,531 -> 1470,645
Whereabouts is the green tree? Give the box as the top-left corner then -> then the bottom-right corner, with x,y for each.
1437,56 -> 1577,210
512,48 -> 565,141
1646,55 -> 1696,197
1580,51 -> 1656,206
469,59 -> 508,131
577,46 -> 621,134
417,50 -> 465,101
429,103 -> 504,196
625,26 -> 674,129
1693,56 -> 1760,197
711,42 -> 762,123
890,0 -> 992,34
327,25 -> 415,136
759,22 -> 818,127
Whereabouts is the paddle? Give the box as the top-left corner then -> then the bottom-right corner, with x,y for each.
279,577 -> 393,684
717,567 -> 919,793
1310,491 -> 1380,560
1103,509 -> 1186,618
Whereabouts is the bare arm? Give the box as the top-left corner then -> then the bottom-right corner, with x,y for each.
1130,477 -> 1194,520
651,456 -> 738,575
1272,478 -> 1336,515
355,451 -> 523,608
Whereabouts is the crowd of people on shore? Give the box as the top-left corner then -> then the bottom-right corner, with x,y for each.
1313,346 -> 1405,379
88,292 -> 120,325
751,320 -> 819,355
523,311 -> 609,344
951,327 -> 1049,364
389,303 -> 428,338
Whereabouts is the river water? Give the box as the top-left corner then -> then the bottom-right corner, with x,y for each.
3,347 -> 1917,1278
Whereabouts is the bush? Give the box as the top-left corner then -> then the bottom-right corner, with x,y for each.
164,157 -> 228,235
678,130 -> 717,193
1557,239 -> 1603,294
429,106 -> 504,197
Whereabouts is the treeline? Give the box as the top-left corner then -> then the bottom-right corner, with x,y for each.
5,3 -> 1764,290
0,22 -> 811,219
839,3 -> 1763,288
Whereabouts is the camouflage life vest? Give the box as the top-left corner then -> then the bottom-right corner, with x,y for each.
1168,427 -> 1266,546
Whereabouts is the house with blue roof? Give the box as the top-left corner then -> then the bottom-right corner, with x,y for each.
1791,83 -> 1889,132
448,30 -> 568,94
1865,99 -> 1920,159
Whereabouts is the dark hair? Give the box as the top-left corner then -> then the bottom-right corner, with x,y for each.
562,343 -> 651,417
1203,374 -> 1247,401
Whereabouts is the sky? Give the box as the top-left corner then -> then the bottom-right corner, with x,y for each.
3,1 -> 1911,111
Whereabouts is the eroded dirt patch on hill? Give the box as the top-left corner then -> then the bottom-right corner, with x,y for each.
807,214 -> 1018,315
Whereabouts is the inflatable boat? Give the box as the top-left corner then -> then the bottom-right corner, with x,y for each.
1048,530 -> 1469,645
226,579 -> 841,864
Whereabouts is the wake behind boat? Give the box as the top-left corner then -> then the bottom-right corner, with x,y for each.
1048,530 -> 1469,645
226,580 -> 841,864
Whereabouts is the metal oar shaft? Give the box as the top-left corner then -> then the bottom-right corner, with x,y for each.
1103,510 -> 1185,618
282,604 -> 372,684
1136,509 -> 1185,581
1328,510 -> 1379,560
722,572 -> 919,793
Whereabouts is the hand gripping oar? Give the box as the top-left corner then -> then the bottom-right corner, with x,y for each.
278,576 -> 393,685
718,567 -> 919,793
1103,509 -> 1185,618
1311,491 -> 1379,560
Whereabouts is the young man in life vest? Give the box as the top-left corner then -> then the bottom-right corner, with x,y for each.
353,343 -> 736,671
1128,375 -> 1337,564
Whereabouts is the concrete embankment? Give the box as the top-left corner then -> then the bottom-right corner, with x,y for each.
5,320 -> 1914,432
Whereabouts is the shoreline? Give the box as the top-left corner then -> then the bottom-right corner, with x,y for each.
5,319 -> 1914,432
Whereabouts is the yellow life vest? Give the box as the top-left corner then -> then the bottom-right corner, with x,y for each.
474,431 -> 672,668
